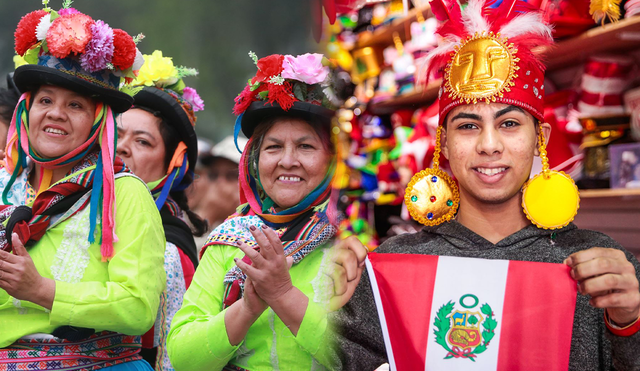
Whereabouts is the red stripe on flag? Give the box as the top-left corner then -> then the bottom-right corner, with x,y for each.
369,253 -> 439,371
497,260 -> 577,371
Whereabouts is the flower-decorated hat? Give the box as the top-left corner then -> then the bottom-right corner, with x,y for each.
131,50 -> 202,171
233,52 -> 340,140
130,50 -> 203,209
12,1 -> 143,113
404,0 -> 580,230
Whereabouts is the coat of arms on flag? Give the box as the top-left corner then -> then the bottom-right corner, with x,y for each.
434,295 -> 497,361
366,253 -> 577,371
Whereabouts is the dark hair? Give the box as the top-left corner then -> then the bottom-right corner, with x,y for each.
0,87 -> 20,126
132,105 -> 207,237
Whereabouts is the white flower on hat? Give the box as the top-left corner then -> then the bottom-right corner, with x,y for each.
132,48 -> 145,72
35,13 -> 52,41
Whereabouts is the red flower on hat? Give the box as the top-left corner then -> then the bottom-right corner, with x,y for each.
233,83 -> 268,115
251,54 -> 284,84
111,29 -> 136,70
267,81 -> 296,111
47,13 -> 94,59
14,10 -> 48,55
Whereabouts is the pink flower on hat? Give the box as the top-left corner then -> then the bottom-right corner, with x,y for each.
47,13 -> 94,59
281,53 -> 329,85
183,87 -> 204,112
58,8 -> 82,16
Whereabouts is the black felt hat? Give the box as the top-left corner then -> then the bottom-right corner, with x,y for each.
13,63 -> 134,113
240,100 -> 335,139
133,87 -> 198,169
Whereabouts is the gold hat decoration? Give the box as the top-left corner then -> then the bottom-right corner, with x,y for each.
444,31 -> 520,105
404,126 -> 460,226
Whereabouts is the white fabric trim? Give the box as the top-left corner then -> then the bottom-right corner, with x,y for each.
581,75 -> 629,95
310,247 -> 332,311
578,102 -> 626,116
268,309 -> 280,370
365,257 -> 398,371
424,256 -> 509,371
50,206 -> 93,284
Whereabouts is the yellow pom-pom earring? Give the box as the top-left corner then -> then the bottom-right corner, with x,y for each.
521,125 -> 580,229
404,126 -> 460,226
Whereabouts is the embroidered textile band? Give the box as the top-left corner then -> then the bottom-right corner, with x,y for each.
59,69 -> 117,90
0,331 -> 142,371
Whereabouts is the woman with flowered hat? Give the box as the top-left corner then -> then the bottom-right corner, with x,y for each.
116,50 -> 206,371
334,0 -> 640,369
0,4 -> 166,371
167,52 -> 367,370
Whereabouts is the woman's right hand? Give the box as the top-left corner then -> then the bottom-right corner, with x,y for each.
328,236 -> 369,311
234,225 -> 294,305
0,233 -> 55,310
241,276 -> 268,318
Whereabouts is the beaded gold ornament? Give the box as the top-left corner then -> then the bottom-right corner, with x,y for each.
444,31 -> 520,105
522,126 -> 580,229
404,126 -> 460,226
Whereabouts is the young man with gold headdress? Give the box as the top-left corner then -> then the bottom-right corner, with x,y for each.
332,0 -> 640,369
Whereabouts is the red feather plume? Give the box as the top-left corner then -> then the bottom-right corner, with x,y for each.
489,0 -> 538,31
323,0 -> 337,24
508,33 -> 554,70
430,0 -> 467,38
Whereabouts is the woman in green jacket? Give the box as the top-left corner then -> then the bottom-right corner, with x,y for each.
168,52 -> 366,370
0,5 -> 165,370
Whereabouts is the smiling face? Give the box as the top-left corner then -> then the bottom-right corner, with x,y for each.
116,108 -> 167,183
28,85 -> 96,159
442,103 -> 550,205
257,117 -> 332,210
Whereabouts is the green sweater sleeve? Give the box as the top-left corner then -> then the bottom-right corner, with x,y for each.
295,298 -> 338,368
49,176 -> 166,335
292,245 -> 341,370
167,245 -> 241,371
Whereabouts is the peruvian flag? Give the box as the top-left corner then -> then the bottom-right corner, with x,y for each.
366,253 -> 577,371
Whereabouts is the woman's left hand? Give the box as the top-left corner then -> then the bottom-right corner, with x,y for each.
0,233 -> 55,310
235,225 -> 294,305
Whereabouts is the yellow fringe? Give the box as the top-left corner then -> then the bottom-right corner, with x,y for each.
590,0 -> 622,24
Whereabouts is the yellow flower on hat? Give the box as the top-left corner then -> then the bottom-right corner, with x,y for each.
133,50 -> 178,87
13,55 -> 28,69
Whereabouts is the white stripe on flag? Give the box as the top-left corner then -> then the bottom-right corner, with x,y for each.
366,257 -> 398,371
425,256 -> 510,371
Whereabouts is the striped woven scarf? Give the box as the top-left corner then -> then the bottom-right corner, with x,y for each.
146,142 -> 191,211
0,151 -> 127,253
2,92 -> 122,260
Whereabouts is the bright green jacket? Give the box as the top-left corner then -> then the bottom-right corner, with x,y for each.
0,176 -> 167,348
167,244 -> 337,371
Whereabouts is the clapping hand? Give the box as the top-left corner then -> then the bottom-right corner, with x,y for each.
235,225 -> 294,309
